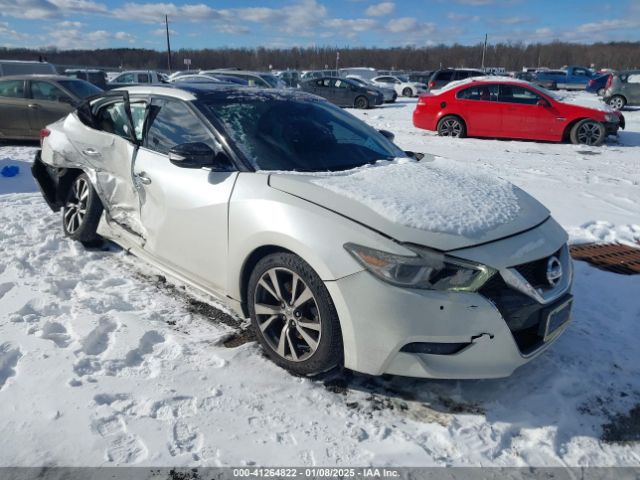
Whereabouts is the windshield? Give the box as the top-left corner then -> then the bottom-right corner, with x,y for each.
349,77 -> 367,86
58,79 -> 103,98
199,93 -> 405,171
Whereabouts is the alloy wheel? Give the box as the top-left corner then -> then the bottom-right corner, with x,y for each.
440,118 -> 463,137
609,96 -> 625,111
253,267 -> 322,362
64,177 -> 89,234
576,122 -> 603,146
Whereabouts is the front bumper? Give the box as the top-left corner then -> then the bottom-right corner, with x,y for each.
604,117 -> 624,135
326,229 -> 573,379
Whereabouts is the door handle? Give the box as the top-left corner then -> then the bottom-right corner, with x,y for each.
82,148 -> 101,157
136,172 -> 152,185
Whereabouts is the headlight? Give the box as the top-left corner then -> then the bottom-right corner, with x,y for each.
344,243 -> 495,292
604,114 -> 619,123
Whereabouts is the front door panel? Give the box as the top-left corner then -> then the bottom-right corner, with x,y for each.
134,149 -> 238,292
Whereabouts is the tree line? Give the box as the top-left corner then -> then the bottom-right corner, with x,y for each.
1,41 -> 639,72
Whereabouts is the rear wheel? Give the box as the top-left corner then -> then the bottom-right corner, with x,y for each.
608,95 -> 626,111
402,87 -> 413,97
248,253 -> 343,376
437,115 -> 466,138
570,119 -> 606,146
354,96 -> 369,109
62,173 -> 103,244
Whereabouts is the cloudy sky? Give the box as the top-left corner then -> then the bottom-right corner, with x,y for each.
0,0 -> 639,50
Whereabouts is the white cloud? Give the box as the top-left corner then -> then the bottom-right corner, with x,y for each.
58,20 -> 83,27
365,2 -> 395,17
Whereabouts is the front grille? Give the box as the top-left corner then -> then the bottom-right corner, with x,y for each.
514,249 -> 560,289
479,273 -> 570,355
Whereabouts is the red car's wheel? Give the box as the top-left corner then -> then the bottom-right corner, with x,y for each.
437,116 -> 466,138
570,119 -> 605,146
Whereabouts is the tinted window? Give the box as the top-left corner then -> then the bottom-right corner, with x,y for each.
58,79 -> 102,99
114,73 -> 135,83
434,71 -> 454,81
1,62 -> 56,75
457,84 -> 498,101
455,71 -> 471,80
200,93 -> 405,171
0,79 -> 25,98
30,81 -> 72,103
138,73 -> 151,83
145,99 -> 216,155
468,71 -> 484,78
498,85 -> 541,105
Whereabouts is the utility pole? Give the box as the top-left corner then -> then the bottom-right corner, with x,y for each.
336,51 -> 340,73
481,33 -> 488,70
165,14 -> 172,73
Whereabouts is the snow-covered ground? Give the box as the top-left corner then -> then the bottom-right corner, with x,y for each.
1,93 -> 639,467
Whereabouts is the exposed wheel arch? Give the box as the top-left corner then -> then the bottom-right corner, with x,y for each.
239,245 -> 293,317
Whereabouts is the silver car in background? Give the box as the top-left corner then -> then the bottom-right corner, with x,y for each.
604,70 -> 640,110
32,84 -> 573,379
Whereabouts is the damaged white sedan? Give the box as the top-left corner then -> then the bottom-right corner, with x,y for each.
32,84 -> 573,378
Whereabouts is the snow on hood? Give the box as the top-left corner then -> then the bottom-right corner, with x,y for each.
551,91 -> 615,113
310,158 -> 521,237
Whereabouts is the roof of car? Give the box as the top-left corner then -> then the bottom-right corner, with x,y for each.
431,75 -> 535,93
0,74 -> 79,81
115,84 -> 319,102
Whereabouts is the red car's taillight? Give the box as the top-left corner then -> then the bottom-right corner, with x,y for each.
39,128 -> 50,148
417,96 -> 428,106
428,81 -> 436,89
588,79 -> 594,87
605,74 -> 613,89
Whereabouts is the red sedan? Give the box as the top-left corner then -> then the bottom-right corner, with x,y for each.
413,78 -> 625,146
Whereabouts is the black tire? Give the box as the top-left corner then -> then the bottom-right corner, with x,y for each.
607,95 -> 626,111
402,87 -> 413,97
354,96 -> 369,109
247,252 -> 343,376
62,173 -> 103,244
437,115 -> 466,138
569,119 -> 606,146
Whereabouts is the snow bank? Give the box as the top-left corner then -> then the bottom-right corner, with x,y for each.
312,158 -> 521,236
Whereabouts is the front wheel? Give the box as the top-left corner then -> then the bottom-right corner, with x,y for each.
570,119 -> 605,146
62,173 -> 103,244
354,96 -> 369,109
608,95 -> 626,111
248,253 -> 343,376
437,115 -> 466,138
402,87 -> 413,97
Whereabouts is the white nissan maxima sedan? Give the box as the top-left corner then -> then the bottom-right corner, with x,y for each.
32,84 -> 573,379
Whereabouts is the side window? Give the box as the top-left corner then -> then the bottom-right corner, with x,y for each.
457,85 -> 498,101
96,101 -> 133,139
626,73 -> 640,84
0,79 -> 25,98
334,79 -> 349,89
469,71 -> 484,78
130,102 -> 148,141
30,81 -> 72,103
114,73 -> 135,83
138,73 -> 151,83
322,78 -> 332,87
456,71 -> 470,80
573,68 -> 588,77
314,79 -> 323,87
145,99 -> 217,155
498,85 -> 541,105
436,71 -> 454,82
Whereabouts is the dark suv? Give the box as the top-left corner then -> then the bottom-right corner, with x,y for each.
428,68 -> 484,90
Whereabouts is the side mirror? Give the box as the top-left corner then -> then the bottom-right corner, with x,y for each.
378,129 -> 395,141
169,142 -> 216,169
537,99 -> 550,108
405,151 -> 425,161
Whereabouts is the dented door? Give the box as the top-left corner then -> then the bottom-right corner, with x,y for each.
65,93 -> 147,239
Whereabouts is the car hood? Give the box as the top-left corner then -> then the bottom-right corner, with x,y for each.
553,92 -> 615,114
268,159 -> 550,251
